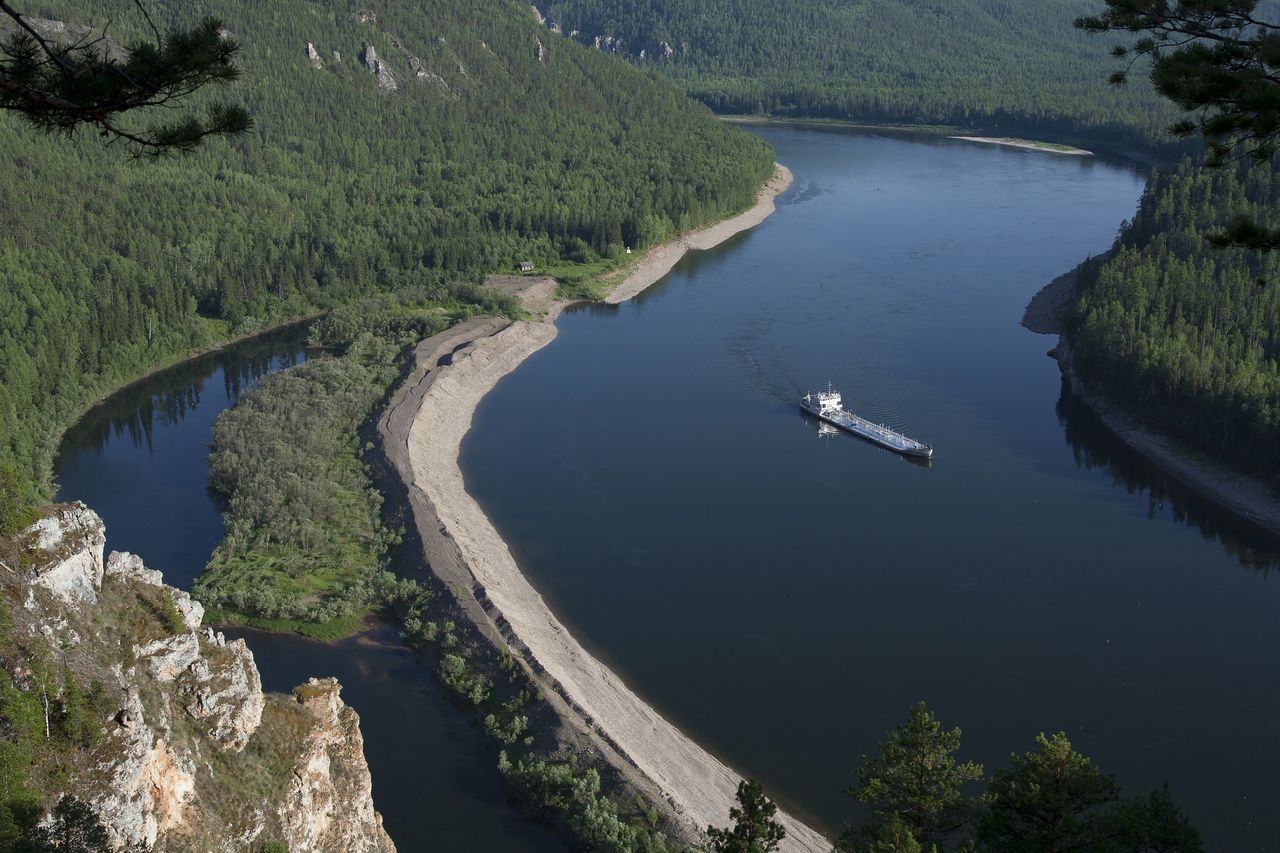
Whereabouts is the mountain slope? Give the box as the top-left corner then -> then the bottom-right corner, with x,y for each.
537,0 -> 1175,145
0,0 -> 773,500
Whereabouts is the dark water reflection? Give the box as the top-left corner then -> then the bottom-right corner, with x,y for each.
68,333 -> 306,461
225,625 -> 558,853
56,326 -> 312,589
1056,383 -> 1280,573
54,325 -> 562,853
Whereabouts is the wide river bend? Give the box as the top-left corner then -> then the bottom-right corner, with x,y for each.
463,127 -> 1280,851
52,127 -> 1280,851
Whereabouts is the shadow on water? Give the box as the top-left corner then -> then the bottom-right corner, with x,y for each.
1056,380 -> 1280,572
58,326 -> 311,461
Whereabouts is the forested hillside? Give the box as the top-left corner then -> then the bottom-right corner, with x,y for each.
537,0 -> 1174,146
1070,157 -> 1280,481
0,0 -> 773,503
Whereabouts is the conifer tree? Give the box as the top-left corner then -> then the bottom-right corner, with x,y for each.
1078,1 -> 1280,249
976,732 -> 1120,853
841,701 -> 982,851
0,2 -> 249,156
707,779 -> 787,853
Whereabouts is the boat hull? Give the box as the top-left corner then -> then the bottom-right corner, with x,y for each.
800,403 -> 934,459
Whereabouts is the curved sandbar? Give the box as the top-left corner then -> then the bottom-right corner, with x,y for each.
606,164 -> 795,304
951,135 -> 1093,156
382,164 -> 830,850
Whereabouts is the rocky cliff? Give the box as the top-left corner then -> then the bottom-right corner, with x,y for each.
5,503 -> 395,852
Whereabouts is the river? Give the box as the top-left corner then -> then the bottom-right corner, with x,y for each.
462,127 -> 1280,851
50,126 -> 1280,851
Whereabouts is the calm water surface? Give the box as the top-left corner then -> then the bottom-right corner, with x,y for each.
463,128 -> 1280,850
54,327 -> 561,852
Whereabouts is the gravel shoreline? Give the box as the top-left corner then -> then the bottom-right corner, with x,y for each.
379,165 -> 831,851
951,135 -> 1093,156
605,164 -> 794,304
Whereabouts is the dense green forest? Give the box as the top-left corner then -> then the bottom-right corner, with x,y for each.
1070,156 -> 1280,482
538,0 -> 1176,147
0,0 -> 773,508
196,285 -> 518,637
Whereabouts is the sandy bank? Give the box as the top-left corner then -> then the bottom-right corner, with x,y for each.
951,136 -> 1093,156
380,167 -> 832,851
1026,262 -> 1280,538
606,164 -> 794,304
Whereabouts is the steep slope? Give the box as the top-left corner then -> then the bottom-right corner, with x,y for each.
536,0 -> 1174,145
0,503 -> 393,850
0,0 -> 774,502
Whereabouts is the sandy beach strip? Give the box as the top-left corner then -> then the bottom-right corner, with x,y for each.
1025,262 -> 1280,538
951,135 -> 1093,156
381,164 -> 832,851
606,164 -> 794,304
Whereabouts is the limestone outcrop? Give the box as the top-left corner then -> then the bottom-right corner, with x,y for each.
278,679 -> 394,852
9,504 -> 395,851
27,501 -> 104,604
361,43 -> 398,91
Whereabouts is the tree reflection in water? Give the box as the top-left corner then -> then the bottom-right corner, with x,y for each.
1056,379 -> 1280,574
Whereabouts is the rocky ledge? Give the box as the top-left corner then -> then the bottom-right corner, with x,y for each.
9,503 -> 395,852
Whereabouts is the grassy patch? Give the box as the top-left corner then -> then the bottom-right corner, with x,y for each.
96,577 -> 187,652
198,316 -> 233,343
205,608 -> 371,643
542,258 -> 625,302
181,693 -> 315,844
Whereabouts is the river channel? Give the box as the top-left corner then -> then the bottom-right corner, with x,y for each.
462,126 -> 1280,851
51,126 -> 1280,851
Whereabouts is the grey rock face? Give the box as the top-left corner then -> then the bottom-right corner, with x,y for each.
16,507 -> 392,850
28,503 -> 104,604
361,43 -> 398,91
279,679 -> 395,852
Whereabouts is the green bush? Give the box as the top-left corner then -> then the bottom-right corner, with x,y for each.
498,753 -> 672,852
0,459 -> 36,538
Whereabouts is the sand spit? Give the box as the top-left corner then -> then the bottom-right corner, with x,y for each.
1025,262 -> 1280,538
380,168 -> 832,851
951,135 -> 1093,156
606,164 -> 794,304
